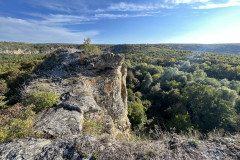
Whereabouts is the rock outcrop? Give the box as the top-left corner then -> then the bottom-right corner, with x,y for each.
22,49 -> 130,138
0,135 -> 239,160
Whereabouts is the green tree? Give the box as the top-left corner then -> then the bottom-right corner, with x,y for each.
193,70 -> 207,81
165,80 -> 182,91
141,72 -> 152,92
167,113 -> 193,132
128,101 -> 147,131
83,38 -> 100,55
181,84 -> 236,132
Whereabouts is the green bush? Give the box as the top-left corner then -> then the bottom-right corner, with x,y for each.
128,101 -> 147,131
83,38 -> 100,56
167,113 -> 193,133
0,96 -> 8,108
24,87 -> 59,112
188,139 -> 199,148
0,79 -> 8,95
0,106 -> 35,142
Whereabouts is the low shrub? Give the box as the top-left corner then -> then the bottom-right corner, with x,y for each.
24,87 -> 59,112
82,117 -> 105,136
0,96 -> 7,108
0,105 -> 35,142
188,139 -> 199,148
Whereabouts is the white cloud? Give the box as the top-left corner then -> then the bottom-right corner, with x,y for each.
94,13 -> 153,19
0,9 -> 157,43
195,0 -> 240,9
165,0 -> 209,4
94,13 -> 129,19
165,0 -> 240,9
0,16 -> 99,43
28,12 -> 154,26
95,2 -> 173,13
34,14 -> 92,25
108,2 -> 159,11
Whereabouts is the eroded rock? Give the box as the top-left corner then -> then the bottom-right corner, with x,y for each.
22,49 -> 130,138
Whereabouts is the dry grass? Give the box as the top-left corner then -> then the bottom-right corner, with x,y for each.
82,117 -> 105,136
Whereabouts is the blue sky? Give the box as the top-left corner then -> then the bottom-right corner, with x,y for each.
0,0 -> 240,44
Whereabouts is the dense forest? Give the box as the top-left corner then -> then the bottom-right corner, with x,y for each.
0,43 -> 240,142
123,48 -> 240,136
0,53 -> 47,104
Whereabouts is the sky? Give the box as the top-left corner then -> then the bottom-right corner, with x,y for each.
0,0 -> 240,44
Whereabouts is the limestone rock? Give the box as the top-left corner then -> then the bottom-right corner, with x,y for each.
0,136 -> 239,160
34,107 -> 83,138
22,49 -> 130,138
0,136 -> 97,160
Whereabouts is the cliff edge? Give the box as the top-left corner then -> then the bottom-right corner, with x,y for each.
21,49 -> 130,138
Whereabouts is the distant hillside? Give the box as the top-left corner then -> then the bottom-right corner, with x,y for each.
166,43 -> 240,55
1,42 -> 240,55
0,42 -> 82,54
104,44 -> 240,55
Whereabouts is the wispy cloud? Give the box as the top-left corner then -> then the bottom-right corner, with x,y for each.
32,14 -> 92,25
94,13 -> 129,19
22,0 -> 89,13
107,2 -> 159,11
164,0 -> 240,9
0,7 -> 160,43
94,13 -> 153,19
95,2 -> 173,13
28,12 -> 155,26
0,16 -> 98,43
165,0 -> 209,4
195,0 -> 240,9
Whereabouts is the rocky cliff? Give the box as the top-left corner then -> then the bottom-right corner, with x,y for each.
22,49 -> 130,138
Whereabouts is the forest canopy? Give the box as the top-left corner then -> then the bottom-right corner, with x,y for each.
123,48 -> 240,134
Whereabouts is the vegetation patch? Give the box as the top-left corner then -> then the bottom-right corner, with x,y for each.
23,87 -> 59,113
82,117 -> 105,136
0,104 -> 35,142
125,49 -> 240,136
188,139 -> 199,148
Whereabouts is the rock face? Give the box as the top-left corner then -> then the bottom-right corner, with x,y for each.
23,49 -> 130,138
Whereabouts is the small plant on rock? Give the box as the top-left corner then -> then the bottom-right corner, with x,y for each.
82,117 -> 105,136
23,87 -> 59,112
83,38 -> 101,56
188,139 -> 199,148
